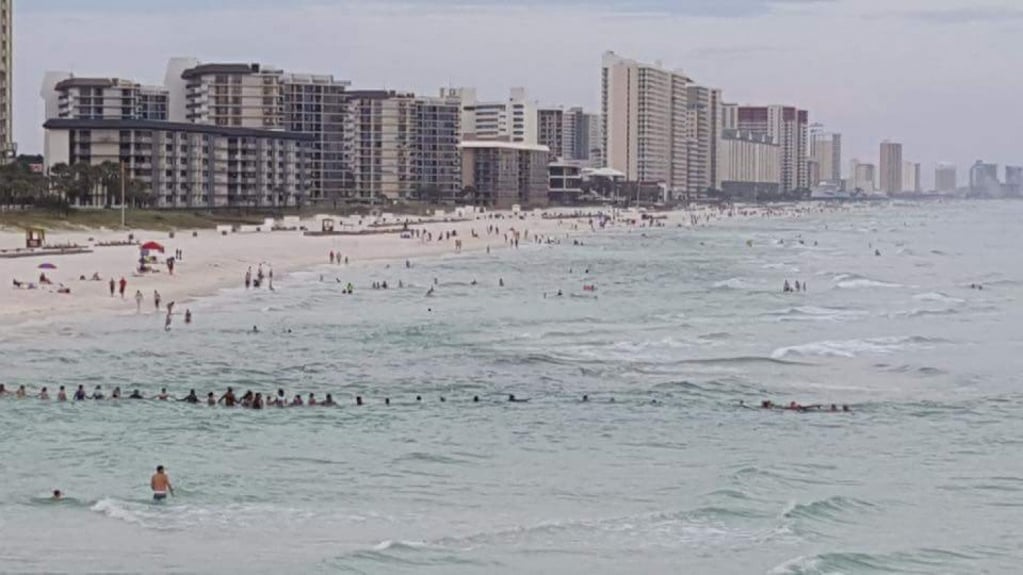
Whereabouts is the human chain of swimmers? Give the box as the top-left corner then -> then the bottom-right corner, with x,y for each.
0,384 -> 852,412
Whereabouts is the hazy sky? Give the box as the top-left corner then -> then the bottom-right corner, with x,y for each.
16,0 -> 1023,183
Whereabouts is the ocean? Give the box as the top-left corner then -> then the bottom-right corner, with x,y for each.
2,201 -> 1022,574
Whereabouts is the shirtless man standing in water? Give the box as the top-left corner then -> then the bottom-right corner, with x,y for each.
150,466 -> 174,501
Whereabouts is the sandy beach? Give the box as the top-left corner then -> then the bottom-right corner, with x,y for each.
0,204 -> 854,329
0,208 -> 612,328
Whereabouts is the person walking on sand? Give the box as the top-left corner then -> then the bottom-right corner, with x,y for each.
154,290 -> 162,311
184,309 -> 192,325
245,267 -> 252,289
109,278 -> 116,297
150,465 -> 174,501
135,290 -> 143,313
119,277 -> 127,299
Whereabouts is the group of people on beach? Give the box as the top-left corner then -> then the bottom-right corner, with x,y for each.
244,264 -> 274,290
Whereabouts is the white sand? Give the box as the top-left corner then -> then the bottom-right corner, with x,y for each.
0,209 -> 611,328
0,203 -> 846,329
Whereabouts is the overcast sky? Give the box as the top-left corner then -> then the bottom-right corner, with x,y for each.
16,0 -> 1023,183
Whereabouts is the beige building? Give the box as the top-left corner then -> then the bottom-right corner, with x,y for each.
347,90 -> 462,203
44,119 -> 311,208
179,62 -> 285,129
0,0 -> 11,157
282,73 -> 351,203
736,105 -> 809,193
848,159 -> 878,193
879,141 -> 903,195
717,129 -> 781,199
601,51 -> 690,192
686,85 -> 720,193
902,160 -> 921,193
460,141 -> 549,208
811,132 -> 842,184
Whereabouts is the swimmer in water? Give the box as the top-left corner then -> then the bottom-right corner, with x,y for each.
508,394 -> 529,403
157,388 -> 170,401
129,389 -> 144,400
57,386 -> 67,401
322,394 -> 336,406
150,465 -> 173,501
207,392 -> 216,406
51,489 -> 63,500
180,389 -> 199,404
38,387 -> 49,400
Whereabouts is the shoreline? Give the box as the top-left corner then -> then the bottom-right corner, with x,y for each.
0,203 -> 870,332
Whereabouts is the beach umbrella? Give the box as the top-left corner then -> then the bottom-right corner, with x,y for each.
38,263 -> 57,270
141,241 -> 165,252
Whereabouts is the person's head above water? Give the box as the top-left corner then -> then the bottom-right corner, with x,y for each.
156,465 -> 165,473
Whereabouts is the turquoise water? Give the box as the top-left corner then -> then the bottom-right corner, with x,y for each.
2,202 -> 1023,574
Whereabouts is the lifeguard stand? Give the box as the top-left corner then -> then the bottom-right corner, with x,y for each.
25,228 -> 45,248
321,218 -> 335,233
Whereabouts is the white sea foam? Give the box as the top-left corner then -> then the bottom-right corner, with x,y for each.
913,292 -> 965,304
771,336 -> 939,359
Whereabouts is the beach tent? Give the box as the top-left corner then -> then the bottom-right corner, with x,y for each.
38,263 -> 57,270
141,241 -> 165,252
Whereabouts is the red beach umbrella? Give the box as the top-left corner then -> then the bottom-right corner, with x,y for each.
140,241 -> 165,252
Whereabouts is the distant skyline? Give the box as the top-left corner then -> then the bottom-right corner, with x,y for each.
16,0 -> 1023,185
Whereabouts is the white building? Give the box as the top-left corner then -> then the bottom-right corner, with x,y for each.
47,76 -> 168,121
178,62 -> 285,129
537,107 -> 564,158
563,107 -> 601,166
848,159 -> 877,193
601,51 -> 690,192
446,87 -> 537,144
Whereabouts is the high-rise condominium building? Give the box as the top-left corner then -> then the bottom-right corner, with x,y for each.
460,141 -> 550,208
562,107 -> 601,166
52,77 -> 168,121
811,132 -> 842,184
902,161 -> 921,193
601,51 -> 690,192
969,161 -> 1000,197
347,91 -> 462,203
282,73 -> 350,203
879,141 -> 903,195
537,107 -> 564,159
1005,166 -> 1022,196
686,85 -> 720,193
448,87 -> 537,144
0,0 -> 12,157
736,105 -> 808,193
179,63 -> 285,129
716,129 -> 781,200
848,159 -> 877,193
934,163 -> 957,193
44,119 -> 311,208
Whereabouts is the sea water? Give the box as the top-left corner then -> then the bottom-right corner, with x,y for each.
2,201 -> 1023,574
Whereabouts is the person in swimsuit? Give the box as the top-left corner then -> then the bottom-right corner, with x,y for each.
291,394 -> 304,407
129,389 -> 144,399
180,390 -> 199,404
73,386 -> 87,401
322,394 -> 336,406
207,392 -> 216,406
307,393 -> 317,406
251,393 -> 264,410
91,386 -> 105,400
15,385 -> 27,398
57,386 -> 67,401
39,387 -> 49,400
218,388 -> 237,407
111,387 -> 122,400
150,465 -> 173,501
157,388 -> 170,401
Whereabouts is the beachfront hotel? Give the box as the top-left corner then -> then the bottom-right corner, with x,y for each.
879,140 -> 903,196
686,85 -> 721,196
0,0 -> 12,159
716,129 -> 782,200
601,51 -> 691,194
727,104 -> 809,194
49,77 -> 169,121
346,90 -> 462,203
43,118 -> 311,208
460,140 -> 550,208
